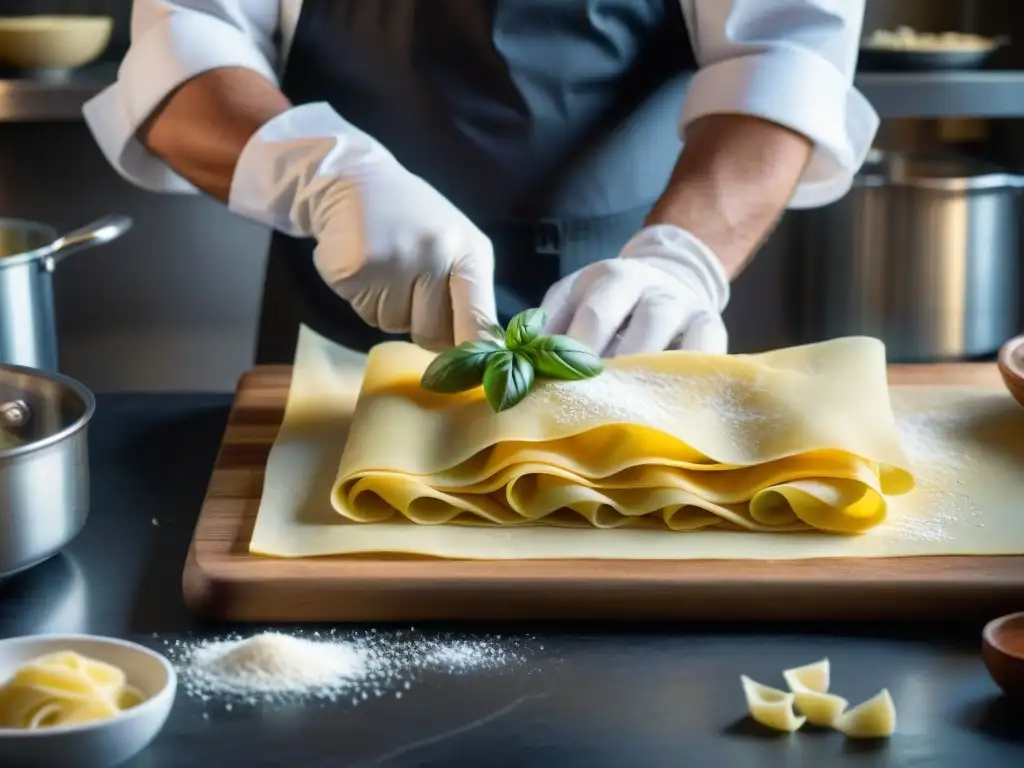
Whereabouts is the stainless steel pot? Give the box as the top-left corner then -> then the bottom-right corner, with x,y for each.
801,151 -> 1023,362
0,214 -> 133,371
0,364 -> 95,578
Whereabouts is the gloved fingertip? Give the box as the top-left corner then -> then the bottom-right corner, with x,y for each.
538,278 -> 577,335
449,273 -> 499,345
678,313 -> 728,355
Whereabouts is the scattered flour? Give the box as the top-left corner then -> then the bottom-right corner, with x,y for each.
895,411 -> 972,470
886,410 -> 979,542
535,368 -> 782,450
163,629 -> 528,707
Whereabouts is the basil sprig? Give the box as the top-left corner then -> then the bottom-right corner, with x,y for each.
483,349 -> 535,412
420,339 -> 502,393
419,308 -> 604,412
504,308 -> 546,348
522,334 -> 603,380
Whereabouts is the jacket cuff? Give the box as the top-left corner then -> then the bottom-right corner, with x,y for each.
680,46 -> 879,208
83,13 -> 278,194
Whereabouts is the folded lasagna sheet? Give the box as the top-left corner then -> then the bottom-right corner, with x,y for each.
331,337 -> 914,535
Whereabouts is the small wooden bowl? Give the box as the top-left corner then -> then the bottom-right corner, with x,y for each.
997,335 -> 1024,409
982,611 -> 1024,698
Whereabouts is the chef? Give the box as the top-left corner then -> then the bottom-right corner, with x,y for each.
84,1 -> 877,363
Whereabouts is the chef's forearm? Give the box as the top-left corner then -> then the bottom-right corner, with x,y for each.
645,113 -> 813,278
139,67 -> 292,201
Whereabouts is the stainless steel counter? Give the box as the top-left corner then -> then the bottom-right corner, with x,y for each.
4,66 -> 1024,122
0,64 -> 116,122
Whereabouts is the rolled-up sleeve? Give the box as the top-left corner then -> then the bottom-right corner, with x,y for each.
83,0 -> 281,194
681,0 -> 878,208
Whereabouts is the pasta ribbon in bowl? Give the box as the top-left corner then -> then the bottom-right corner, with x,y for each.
0,634 -> 176,768
332,336 -> 915,535
0,650 -> 144,730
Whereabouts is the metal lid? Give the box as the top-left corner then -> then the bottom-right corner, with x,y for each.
856,150 -> 1024,191
0,365 -> 95,459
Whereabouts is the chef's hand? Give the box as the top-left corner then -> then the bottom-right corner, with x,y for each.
539,225 -> 730,357
311,163 -> 497,351
232,103 -> 497,351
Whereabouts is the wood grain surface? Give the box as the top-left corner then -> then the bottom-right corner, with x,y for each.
182,363 -> 1024,623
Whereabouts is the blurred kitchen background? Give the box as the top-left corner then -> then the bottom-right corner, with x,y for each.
0,0 -> 1023,390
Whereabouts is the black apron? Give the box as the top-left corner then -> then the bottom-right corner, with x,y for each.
256,0 -> 697,363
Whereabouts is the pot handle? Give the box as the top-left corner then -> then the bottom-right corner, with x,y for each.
42,214 -> 134,271
0,399 -> 30,429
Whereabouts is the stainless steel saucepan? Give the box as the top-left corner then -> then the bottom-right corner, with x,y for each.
800,150 -> 1024,362
0,363 -> 95,577
0,214 -> 133,371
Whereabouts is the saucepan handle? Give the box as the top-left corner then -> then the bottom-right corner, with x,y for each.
42,214 -> 134,271
0,399 -> 31,429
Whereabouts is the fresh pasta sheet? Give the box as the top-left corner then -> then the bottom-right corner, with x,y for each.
331,337 -> 914,534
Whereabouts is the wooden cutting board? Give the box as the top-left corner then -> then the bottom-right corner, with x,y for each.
182,363 -> 1024,623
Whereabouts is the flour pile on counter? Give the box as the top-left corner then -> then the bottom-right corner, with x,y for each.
163,629 -> 528,706
181,633 -> 366,697
331,336 -> 915,534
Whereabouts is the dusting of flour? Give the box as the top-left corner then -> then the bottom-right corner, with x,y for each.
161,629 -> 531,711
534,368 -> 782,450
887,410 -> 979,542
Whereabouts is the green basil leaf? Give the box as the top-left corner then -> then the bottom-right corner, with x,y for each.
504,308 -> 547,349
420,340 -> 502,393
482,350 -> 535,412
523,334 -> 604,380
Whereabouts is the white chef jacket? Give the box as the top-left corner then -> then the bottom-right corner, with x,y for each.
84,0 -> 878,210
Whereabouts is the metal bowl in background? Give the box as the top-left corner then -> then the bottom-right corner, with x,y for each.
0,364 -> 95,578
800,150 -> 1023,363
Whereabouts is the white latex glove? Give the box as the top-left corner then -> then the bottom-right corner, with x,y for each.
539,224 -> 730,357
229,103 -> 497,351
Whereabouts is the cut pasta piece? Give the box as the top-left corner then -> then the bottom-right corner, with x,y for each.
782,658 -> 848,727
782,658 -> 830,693
792,690 -> 848,728
740,675 -> 806,732
836,689 -> 896,738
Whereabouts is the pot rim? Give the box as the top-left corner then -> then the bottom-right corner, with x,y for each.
0,364 -> 96,460
0,218 -> 60,269
856,150 -> 1024,192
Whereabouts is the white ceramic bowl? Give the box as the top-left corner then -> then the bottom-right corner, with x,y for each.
0,634 -> 176,768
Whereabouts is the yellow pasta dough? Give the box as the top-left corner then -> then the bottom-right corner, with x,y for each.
0,650 -> 144,730
837,690 -> 897,738
782,659 -> 848,727
331,337 -> 914,534
740,676 -> 806,732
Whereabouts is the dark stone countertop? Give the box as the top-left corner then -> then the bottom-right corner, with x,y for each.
1,393 -> 1022,767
